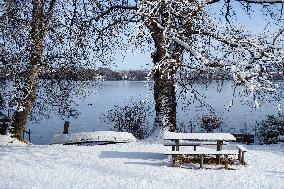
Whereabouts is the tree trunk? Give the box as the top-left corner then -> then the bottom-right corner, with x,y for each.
153,63 -> 177,132
146,20 -> 178,132
10,0 -> 44,141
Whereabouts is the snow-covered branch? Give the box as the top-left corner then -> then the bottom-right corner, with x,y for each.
136,0 -> 284,97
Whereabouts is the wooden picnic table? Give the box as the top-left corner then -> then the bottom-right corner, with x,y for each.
163,132 -> 248,168
163,132 -> 236,151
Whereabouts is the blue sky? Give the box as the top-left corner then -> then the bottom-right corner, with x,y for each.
109,50 -> 152,71
111,2 -> 283,70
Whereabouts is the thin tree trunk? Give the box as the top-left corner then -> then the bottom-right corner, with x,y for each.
10,0 -> 44,140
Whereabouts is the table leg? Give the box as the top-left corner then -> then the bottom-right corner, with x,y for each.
216,141 -> 223,164
217,141 -> 223,151
200,154 -> 204,169
175,139 -> 180,151
172,155 -> 176,167
224,154 -> 228,169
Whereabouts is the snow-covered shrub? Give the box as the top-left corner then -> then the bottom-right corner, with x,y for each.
200,114 -> 222,133
258,115 -> 284,144
102,100 -> 153,139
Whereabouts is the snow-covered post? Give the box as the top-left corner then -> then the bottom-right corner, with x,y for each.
63,121 -> 70,134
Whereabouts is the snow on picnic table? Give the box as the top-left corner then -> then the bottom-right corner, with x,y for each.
164,132 -> 236,141
0,141 -> 283,189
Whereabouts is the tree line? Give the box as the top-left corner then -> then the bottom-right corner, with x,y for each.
0,66 -> 149,81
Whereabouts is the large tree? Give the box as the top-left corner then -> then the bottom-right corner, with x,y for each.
0,0 -> 132,141
90,0 -> 284,132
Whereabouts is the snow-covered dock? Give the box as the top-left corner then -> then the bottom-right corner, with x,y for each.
51,131 -> 137,145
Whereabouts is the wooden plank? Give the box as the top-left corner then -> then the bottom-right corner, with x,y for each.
164,150 -> 238,156
236,145 -> 248,152
200,154 -> 204,169
164,142 -> 202,146
232,134 -> 254,144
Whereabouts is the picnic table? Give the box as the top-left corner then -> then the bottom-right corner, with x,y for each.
163,132 -> 242,168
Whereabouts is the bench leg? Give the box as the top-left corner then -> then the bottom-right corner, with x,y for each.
194,146 -> 197,151
224,155 -> 228,169
238,149 -> 242,162
216,155 -> 221,165
172,155 -> 177,167
241,152 -> 245,165
172,155 -> 178,167
200,154 -> 204,169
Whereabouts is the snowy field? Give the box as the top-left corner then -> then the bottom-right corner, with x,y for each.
0,138 -> 283,189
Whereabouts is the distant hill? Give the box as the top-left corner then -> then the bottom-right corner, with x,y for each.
40,67 -> 150,81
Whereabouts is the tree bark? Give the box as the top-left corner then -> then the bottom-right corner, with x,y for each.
153,64 -> 177,132
146,20 -> 179,132
10,0 -> 44,141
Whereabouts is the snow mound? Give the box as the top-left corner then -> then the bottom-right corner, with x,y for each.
51,131 -> 137,144
0,135 -> 27,146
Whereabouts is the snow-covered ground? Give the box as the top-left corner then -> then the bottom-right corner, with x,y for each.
0,135 -> 26,146
0,139 -> 283,189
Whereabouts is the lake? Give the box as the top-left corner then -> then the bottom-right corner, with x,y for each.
26,80 -> 284,144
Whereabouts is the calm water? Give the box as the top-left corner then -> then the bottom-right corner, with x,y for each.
26,80 -> 284,144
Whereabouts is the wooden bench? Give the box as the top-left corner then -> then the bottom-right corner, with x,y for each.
164,149 -> 238,169
237,145 -> 248,165
232,134 -> 254,144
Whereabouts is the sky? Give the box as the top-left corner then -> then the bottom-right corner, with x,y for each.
108,50 -> 152,71
110,1 -> 284,70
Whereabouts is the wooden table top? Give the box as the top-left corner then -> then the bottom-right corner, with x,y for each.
163,132 -> 236,141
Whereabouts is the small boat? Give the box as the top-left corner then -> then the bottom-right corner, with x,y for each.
51,131 -> 137,145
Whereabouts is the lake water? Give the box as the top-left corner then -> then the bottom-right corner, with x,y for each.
26,80 -> 284,144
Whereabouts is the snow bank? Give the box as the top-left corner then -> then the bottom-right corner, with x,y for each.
51,131 -> 137,144
0,135 -> 26,146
